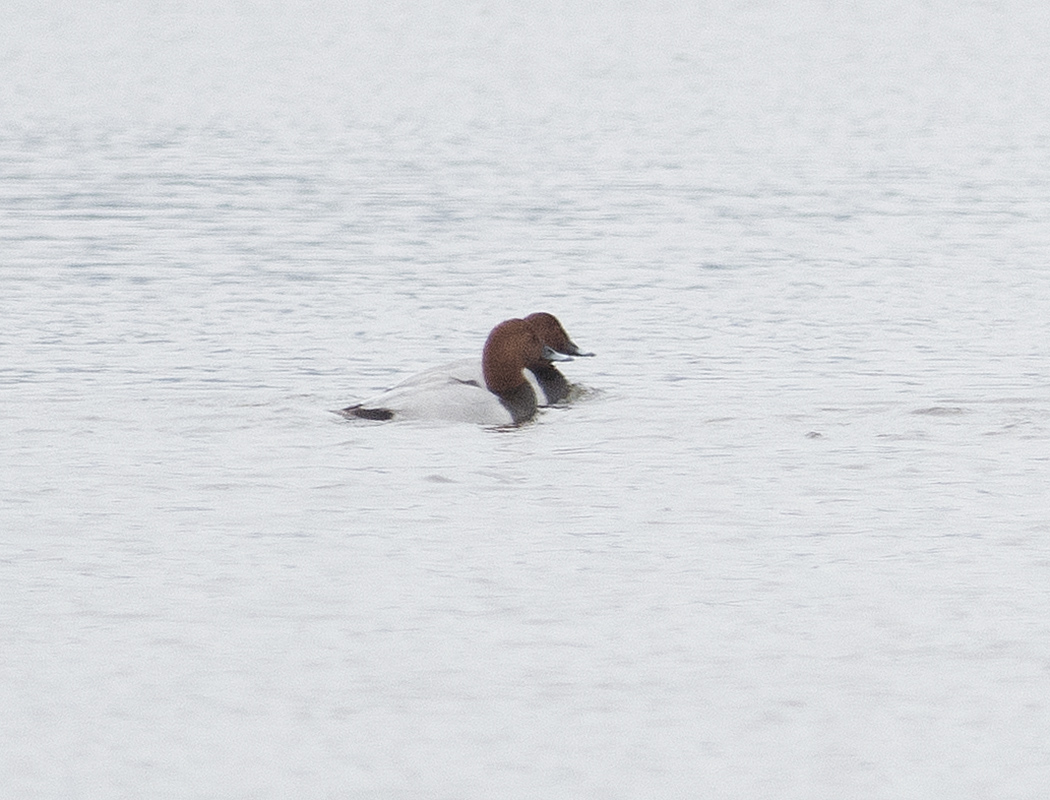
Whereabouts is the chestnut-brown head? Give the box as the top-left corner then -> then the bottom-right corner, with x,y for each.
481,318 -> 551,396
523,312 -> 594,357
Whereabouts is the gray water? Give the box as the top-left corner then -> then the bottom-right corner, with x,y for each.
4,1 -> 1050,797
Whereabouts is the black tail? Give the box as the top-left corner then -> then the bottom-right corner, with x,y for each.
337,404 -> 394,421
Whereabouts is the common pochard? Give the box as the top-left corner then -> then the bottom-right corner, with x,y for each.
338,317 -> 578,426
521,312 -> 594,403
374,312 -> 593,406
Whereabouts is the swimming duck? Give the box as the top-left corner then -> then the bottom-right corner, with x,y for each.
338,318 -> 575,425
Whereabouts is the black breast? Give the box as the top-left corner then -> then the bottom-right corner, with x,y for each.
496,382 -> 538,424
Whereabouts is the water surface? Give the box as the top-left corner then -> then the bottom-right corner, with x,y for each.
3,1 -> 1050,797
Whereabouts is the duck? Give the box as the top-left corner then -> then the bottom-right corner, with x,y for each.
338,318 -> 575,425
520,312 -> 594,403
373,312 -> 593,406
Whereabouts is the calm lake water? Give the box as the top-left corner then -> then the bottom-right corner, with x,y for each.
4,1 -> 1050,797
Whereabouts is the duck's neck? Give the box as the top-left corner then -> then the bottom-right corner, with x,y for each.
528,364 -> 570,404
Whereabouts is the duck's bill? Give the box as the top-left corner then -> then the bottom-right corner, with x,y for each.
543,345 -> 574,362
564,341 -> 595,357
